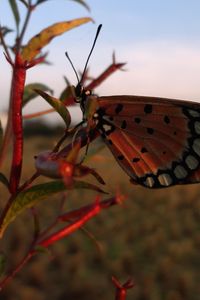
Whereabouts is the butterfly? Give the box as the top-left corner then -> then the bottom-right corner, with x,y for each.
68,25 -> 200,189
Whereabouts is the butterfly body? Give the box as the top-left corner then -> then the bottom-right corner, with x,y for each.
77,87 -> 200,188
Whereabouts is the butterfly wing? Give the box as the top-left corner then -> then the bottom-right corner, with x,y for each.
95,95 -> 200,188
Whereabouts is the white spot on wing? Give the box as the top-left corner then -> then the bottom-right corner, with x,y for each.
174,165 -> 188,179
185,155 -> 199,170
144,176 -> 155,187
194,121 -> 200,134
188,109 -> 200,118
158,173 -> 172,186
192,138 -> 200,155
103,124 -> 112,132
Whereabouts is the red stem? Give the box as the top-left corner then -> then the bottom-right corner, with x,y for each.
0,251 -> 35,290
0,196 -> 124,290
9,54 -> 26,194
86,62 -> 126,91
37,200 -> 101,248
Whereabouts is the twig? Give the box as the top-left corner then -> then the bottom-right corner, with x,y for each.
16,2 -> 34,52
0,27 -> 12,62
0,250 -> 35,290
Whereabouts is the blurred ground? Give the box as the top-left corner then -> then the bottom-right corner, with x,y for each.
0,132 -> 200,300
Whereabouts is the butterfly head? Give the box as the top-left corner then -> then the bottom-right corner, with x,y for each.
66,24 -> 102,129
75,83 -> 91,108
75,82 -> 99,128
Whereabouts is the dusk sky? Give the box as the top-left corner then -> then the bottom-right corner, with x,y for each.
1,0 -> 200,123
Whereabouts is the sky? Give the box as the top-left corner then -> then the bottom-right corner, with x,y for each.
1,0 -> 200,124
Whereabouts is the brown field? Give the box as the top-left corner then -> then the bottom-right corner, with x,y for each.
1,134 -> 200,300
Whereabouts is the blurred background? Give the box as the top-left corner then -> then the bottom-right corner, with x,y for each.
1,0 -> 200,124
1,1 -> 200,299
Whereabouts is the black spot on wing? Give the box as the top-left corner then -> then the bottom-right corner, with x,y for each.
134,117 -> 141,124
115,104 -> 123,114
164,115 -> 170,124
141,147 -> 148,153
118,155 -> 124,160
121,120 -> 127,129
144,104 -> 153,114
147,127 -> 154,135
132,157 -> 140,163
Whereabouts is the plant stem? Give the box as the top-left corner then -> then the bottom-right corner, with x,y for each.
18,171 -> 40,192
16,2 -> 33,52
9,54 -> 26,194
37,200 -> 101,248
0,3 -> 33,169
86,56 -> 126,91
0,250 -> 35,290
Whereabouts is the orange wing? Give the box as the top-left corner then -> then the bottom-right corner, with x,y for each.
95,95 -> 200,188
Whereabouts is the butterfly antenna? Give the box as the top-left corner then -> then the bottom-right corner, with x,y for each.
65,51 -> 80,85
80,24 -> 102,83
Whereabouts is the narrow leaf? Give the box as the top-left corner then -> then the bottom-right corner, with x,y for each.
69,0 -> 90,11
18,0 -> 29,7
0,180 -> 106,237
59,85 -> 75,104
59,83 -> 76,106
36,0 -> 49,5
8,0 -> 20,29
23,83 -> 53,106
36,0 -> 90,10
21,17 -> 92,61
34,89 -> 71,128
0,173 -> 9,189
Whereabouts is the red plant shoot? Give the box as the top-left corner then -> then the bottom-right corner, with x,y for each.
8,54 -> 26,194
112,277 -> 134,300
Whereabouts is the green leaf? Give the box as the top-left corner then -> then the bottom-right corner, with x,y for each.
8,0 -> 20,29
59,86 -> 73,102
18,0 -> 29,7
0,173 -> 9,189
34,89 -> 71,128
21,17 -> 92,61
69,0 -> 90,11
0,180 -> 107,237
35,0 -> 90,11
23,83 -> 53,106
36,0 -> 49,5
59,85 -> 76,106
